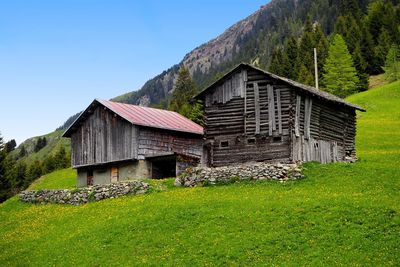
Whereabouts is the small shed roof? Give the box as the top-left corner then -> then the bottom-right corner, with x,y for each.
195,63 -> 366,112
63,99 -> 204,137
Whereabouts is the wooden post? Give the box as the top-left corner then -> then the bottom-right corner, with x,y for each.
254,83 -> 260,134
295,95 -> 301,137
267,85 -> 275,135
304,97 -> 312,140
314,48 -> 319,90
276,89 -> 282,135
243,70 -> 248,135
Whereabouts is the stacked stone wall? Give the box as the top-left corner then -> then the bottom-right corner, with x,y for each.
20,181 -> 149,205
175,163 -> 303,187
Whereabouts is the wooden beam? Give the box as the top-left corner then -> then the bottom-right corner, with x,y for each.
295,95 -> 301,137
254,83 -> 260,134
304,97 -> 312,140
276,89 -> 282,135
268,85 -> 276,135
243,70 -> 248,135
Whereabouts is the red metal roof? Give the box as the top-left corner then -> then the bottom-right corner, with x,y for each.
96,99 -> 203,135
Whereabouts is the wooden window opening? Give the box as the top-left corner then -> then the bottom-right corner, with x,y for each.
273,136 -> 282,142
220,140 -> 229,148
247,138 -> 256,145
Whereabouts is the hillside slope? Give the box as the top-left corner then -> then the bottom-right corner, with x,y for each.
10,130 -> 70,165
0,81 -> 399,265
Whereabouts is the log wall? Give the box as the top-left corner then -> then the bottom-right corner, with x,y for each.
204,68 -> 293,167
292,92 -> 357,162
203,66 -> 357,166
137,127 -> 203,160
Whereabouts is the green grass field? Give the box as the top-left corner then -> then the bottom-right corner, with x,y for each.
1,81 -> 399,266
28,168 -> 76,191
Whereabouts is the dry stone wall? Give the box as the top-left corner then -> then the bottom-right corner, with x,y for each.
175,163 -> 303,187
19,181 -> 149,205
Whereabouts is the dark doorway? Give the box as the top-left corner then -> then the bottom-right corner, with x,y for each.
148,155 -> 176,179
87,170 -> 94,186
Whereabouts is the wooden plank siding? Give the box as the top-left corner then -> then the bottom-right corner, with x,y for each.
291,92 -> 357,162
137,127 -> 203,160
70,106 -> 137,167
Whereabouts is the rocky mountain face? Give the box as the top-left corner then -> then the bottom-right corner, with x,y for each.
67,0 -> 368,118
112,0 -> 286,107
112,0 -> 349,107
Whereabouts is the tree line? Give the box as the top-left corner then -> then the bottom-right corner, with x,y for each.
0,133 -> 70,202
268,0 -> 400,97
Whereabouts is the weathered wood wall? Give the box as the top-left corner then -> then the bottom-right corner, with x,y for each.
203,65 -> 358,166
137,127 -> 203,159
71,106 -> 137,167
204,67 -> 293,167
291,93 -> 357,162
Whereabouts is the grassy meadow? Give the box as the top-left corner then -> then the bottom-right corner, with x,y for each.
0,81 -> 399,266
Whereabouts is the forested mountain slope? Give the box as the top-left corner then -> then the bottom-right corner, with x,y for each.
111,0 -> 388,107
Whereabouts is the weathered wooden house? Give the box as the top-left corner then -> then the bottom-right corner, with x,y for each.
195,63 -> 365,167
63,99 -> 203,187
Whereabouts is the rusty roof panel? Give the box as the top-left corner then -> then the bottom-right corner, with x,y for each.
63,99 -> 203,137
98,99 -> 204,135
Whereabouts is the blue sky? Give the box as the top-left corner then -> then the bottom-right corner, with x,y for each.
0,0 -> 267,144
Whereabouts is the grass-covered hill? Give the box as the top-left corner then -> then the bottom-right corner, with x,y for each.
11,130 -> 70,165
1,81 -> 399,265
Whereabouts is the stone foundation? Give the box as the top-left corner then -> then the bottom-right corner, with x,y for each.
175,162 -> 303,187
19,181 -> 149,205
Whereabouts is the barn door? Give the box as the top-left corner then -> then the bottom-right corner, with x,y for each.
111,167 -> 119,183
87,170 -> 94,186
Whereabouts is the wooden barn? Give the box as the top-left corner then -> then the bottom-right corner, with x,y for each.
63,99 -> 203,187
195,63 -> 365,167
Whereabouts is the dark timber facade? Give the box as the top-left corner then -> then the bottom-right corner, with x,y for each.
63,99 -> 203,187
195,63 -> 365,167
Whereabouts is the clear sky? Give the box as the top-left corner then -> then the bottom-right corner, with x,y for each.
0,0 -> 268,144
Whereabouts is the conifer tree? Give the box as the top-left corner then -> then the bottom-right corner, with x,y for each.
269,48 -> 286,76
0,132 -> 10,202
296,20 -> 315,85
25,160 -> 43,187
188,100 -> 204,126
297,65 -> 315,86
375,30 -> 393,71
353,44 -> 369,91
18,145 -> 27,159
360,25 -> 377,74
4,139 -> 16,153
322,34 -> 359,98
384,44 -> 400,82
294,19 -> 329,86
169,66 -> 202,123
313,24 -> 329,82
285,37 -> 299,80
0,132 -> 4,151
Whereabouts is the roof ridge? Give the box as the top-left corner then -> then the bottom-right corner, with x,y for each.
194,63 -> 365,112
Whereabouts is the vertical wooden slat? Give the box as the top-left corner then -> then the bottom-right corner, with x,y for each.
243,70 -> 248,135
295,95 -> 301,137
304,97 -> 313,140
267,85 -> 276,135
254,83 -> 260,134
241,69 -> 247,98
276,89 -> 282,135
